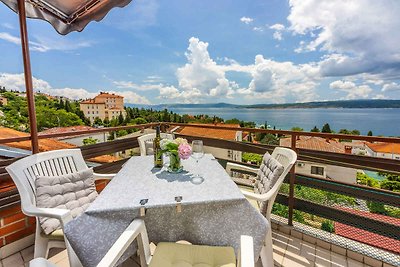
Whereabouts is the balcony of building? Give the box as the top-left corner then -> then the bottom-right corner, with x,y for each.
0,123 -> 398,267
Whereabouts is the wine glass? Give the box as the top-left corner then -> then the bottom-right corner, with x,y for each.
191,140 -> 204,184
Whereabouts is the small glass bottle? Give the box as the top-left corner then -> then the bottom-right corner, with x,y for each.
153,125 -> 163,168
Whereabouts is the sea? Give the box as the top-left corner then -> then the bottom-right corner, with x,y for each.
168,108 -> 400,137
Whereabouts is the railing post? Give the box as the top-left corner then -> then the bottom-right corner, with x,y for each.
288,133 -> 297,226
160,123 -> 167,133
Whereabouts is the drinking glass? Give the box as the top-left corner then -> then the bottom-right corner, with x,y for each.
191,140 -> 204,184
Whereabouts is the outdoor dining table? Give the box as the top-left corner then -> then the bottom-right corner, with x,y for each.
64,154 -> 269,267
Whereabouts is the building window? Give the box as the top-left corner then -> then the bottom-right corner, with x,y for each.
311,166 -> 324,176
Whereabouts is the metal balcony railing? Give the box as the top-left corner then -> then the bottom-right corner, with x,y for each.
0,122 -> 399,265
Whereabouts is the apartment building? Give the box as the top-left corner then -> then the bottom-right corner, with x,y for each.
80,92 -> 126,123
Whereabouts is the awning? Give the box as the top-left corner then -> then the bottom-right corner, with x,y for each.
0,0 -> 135,153
0,0 -> 133,35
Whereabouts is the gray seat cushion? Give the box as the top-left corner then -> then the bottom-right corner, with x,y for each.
254,152 -> 284,215
35,168 -> 98,235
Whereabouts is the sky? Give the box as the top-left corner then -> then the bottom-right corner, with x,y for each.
0,0 -> 399,105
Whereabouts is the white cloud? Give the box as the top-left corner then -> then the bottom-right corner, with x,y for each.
382,82 -> 400,92
174,37 -> 320,103
0,32 -> 92,52
113,81 -> 163,91
253,27 -> 264,32
269,24 -> 285,41
329,80 -> 373,99
0,32 -> 20,45
176,37 -> 236,100
143,75 -> 162,83
269,24 -> 285,31
240,17 -> 254,24
242,55 -> 320,102
0,73 -> 150,104
1,23 -> 14,30
272,31 -> 283,41
287,0 -> 400,78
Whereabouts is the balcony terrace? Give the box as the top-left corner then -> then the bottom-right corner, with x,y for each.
0,123 -> 399,267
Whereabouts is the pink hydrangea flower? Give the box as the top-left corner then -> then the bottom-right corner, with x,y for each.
178,143 -> 192,160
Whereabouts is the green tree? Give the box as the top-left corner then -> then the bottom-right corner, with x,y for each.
321,220 -> 335,233
242,153 -> 263,164
133,117 -> 147,124
356,172 -> 380,188
321,123 -> 332,133
261,133 -> 279,145
82,137 -> 98,145
367,130 -> 373,136
64,100 -> 72,113
311,126 -> 320,132
379,173 -> 400,192
291,126 -> 303,132
118,112 -> 124,125
93,117 -> 103,126
225,118 -> 241,124
35,107 -> 83,131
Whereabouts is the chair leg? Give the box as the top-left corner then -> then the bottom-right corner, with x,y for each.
34,225 -> 49,258
260,226 -> 274,267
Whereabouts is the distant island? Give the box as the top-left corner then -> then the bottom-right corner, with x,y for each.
132,99 -> 400,109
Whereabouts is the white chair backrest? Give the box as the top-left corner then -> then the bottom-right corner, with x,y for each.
6,149 -> 88,213
138,133 -> 174,156
264,147 -> 297,218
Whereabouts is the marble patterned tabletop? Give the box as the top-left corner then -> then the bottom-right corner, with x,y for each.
64,154 -> 268,267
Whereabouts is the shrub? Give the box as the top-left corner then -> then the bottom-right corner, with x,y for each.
321,220 -> 335,233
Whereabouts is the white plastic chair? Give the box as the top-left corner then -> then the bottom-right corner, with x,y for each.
6,149 -> 116,261
30,219 -> 254,267
226,147 -> 297,267
138,133 -> 174,156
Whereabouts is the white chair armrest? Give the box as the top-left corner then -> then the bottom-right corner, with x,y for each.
238,235 -> 254,267
226,162 -> 259,175
93,173 -> 116,181
23,206 -> 73,226
241,189 -> 275,202
97,219 -> 146,267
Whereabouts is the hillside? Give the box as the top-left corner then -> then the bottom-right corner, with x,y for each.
130,99 -> 400,109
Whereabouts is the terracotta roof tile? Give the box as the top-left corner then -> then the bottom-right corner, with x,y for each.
280,136 -> 345,153
366,142 -> 400,154
176,123 -> 241,140
334,207 -> 400,254
39,126 -> 97,135
96,92 -> 123,98
0,127 -> 118,164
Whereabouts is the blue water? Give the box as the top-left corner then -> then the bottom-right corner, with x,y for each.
169,108 -> 400,137
364,170 -> 385,181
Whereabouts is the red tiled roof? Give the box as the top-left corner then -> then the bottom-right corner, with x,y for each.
0,127 -> 118,164
334,207 -> 400,254
280,136 -> 346,153
366,142 -> 400,154
39,126 -> 96,135
96,92 -> 123,98
80,99 -> 105,104
176,123 -> 241,141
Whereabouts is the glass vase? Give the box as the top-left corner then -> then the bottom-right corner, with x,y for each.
167,152 -> 183,173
